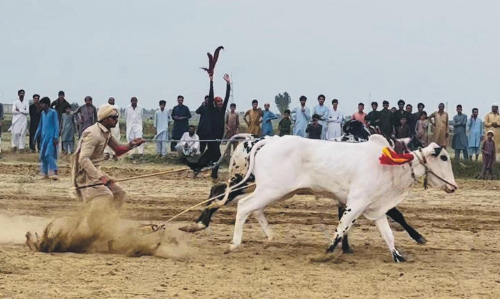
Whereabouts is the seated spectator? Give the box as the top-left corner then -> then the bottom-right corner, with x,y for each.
176,125 -> 201,158
306,114 -> 322,139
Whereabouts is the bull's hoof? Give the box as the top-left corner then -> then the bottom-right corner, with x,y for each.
392,249 -> 406,263
224,244 -> 239,254
178,223 -> 206,233
342,247 -> 354,254
415,236 -> 427,245
263,237 -> 274,249
310,252 -> 337,263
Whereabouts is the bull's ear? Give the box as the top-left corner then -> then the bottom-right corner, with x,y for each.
432,147 -> 443,157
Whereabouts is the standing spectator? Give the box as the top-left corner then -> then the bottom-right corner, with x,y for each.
306,114 -> 322,139
484,103 -> 500,155
351,102 -> 367,125
366,101 -> 380,133
61,106 -> 76,154
224,103 -> 240,157
482,130 -> 496,179
396,116 -> 411,138
50,91 -> 71,122
171,95 -> 191,152
467,108 -> 483,161
195,95 -> 210,153
244,99 -> 263,135
9,89 -> 29,152
75,96 -> 98,137
29,94 -> 42,152
326,99 -> 343,139
415,111 -> 429,146
154,100 -> 171,157
103,97 -> 121,160
379,100 -> 393,137
452,104 -> 468,161
414,103 -> 425,121
392,99 -> 408,135
405,104 -> 417,136
176,125 -> 201,158
291,96 -> 311,137
125,97 -> 144,158
278,109 -> 292,137
34,97 -> 59,179
313,94 -> 329,139
225,103 -> 240,139
429,103 -> 449,148
262,103 -> 278,136
0,98 -> 3,159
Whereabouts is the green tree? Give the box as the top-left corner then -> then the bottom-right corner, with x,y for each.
274,91 -> 291,116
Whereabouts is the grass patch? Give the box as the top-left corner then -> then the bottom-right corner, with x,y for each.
451,159 -> 498,179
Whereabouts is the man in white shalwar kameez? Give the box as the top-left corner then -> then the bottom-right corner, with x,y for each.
291,95 -> 311,138
102,97 -> 121,160
124,97 -> 144,156
313,94 -> 329,139
154,100 -> 171,157
326,99 -> 344,139
9,89 -> 29,151
175,125 -> 200,158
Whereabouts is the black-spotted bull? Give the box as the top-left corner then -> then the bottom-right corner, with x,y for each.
180,124 -> 427,254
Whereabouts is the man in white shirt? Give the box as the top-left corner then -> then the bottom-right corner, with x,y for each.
175,125 -> 200,158
9,89 -> 29,152
326,99 -> 344,139
154,100 -> 171,157
124,97 -> 144,157
313,94 -> 329,139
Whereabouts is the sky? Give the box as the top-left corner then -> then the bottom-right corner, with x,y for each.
1,0 -> 500,117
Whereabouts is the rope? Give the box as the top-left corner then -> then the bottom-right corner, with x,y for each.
147,183 -> 256,232
143,138 -> 261,143
70,167 -> 193,190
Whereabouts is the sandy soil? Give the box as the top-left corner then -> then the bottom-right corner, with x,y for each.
1,155 -> 500,298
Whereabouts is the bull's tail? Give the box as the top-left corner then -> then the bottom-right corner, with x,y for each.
218,137 -> 268,203
212,134 -> 256,168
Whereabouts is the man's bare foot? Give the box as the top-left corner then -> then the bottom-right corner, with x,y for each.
25,232 -> 39,251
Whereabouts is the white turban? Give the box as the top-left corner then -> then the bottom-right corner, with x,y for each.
487,130 -> 495,136
98,104 -> 118,121
492,103 -> 498,107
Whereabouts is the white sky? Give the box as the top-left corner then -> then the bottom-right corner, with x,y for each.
1,0 -> 500,117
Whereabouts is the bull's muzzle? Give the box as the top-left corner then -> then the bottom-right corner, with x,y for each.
444,184 -> 457,194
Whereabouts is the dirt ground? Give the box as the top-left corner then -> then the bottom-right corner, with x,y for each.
1,152 -> 500,298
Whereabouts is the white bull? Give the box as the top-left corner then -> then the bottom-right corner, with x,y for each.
224,134 -> 457,262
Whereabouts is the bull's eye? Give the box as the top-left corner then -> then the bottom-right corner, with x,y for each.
440,155 -> 448,162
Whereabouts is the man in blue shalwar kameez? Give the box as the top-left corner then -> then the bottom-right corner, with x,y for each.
291,95 -> 311,138
452,104 -> 468,161
467,108 -> 483,161
35,97 -> 60,179
170,95 -> 191,152
262,103 -> 278,136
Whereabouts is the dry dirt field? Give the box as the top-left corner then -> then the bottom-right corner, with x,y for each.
1,152 -> 500,298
